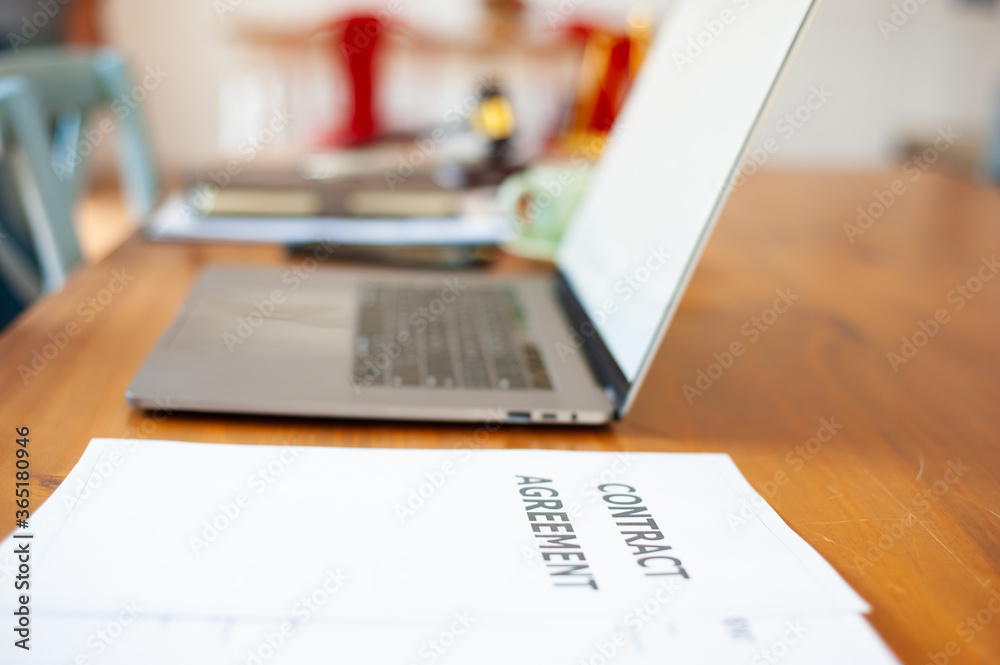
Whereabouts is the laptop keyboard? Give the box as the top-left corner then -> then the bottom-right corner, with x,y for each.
352,282 -> 553,391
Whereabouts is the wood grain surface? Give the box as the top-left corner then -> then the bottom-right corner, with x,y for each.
1,171 -> 998,664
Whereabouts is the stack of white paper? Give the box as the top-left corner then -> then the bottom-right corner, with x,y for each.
1,440 -> 900,664
147,194 -> 513,246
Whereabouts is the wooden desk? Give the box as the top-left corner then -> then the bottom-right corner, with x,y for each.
2,171 -> 999,664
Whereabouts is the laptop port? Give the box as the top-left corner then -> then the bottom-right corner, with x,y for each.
507,411 -> 531,423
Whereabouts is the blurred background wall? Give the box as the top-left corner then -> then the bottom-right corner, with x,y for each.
96,0 -> 1000,175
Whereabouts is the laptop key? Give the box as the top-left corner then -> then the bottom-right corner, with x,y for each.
352,282 -> 552,391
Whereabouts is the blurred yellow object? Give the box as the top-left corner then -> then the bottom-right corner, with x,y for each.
627,5 -> 655,80
553,131 -> 611,159
473,94 -> 516,140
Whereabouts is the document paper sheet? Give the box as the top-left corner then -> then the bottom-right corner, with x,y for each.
1,440 -> 900,664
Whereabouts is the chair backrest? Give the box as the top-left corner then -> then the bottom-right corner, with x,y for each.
0,47 -> 159,295
0,75 -> 80,293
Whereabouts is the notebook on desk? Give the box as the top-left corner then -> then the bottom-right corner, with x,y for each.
147,171 -> 513,250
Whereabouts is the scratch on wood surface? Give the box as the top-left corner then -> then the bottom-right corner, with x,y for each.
36,475 -> 63,489
916,458 -> 924,480
864,468 -> 988,587
955,494 -> 1000,522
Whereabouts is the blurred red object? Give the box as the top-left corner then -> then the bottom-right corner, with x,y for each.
551,12 -> 653,156
319,14 -> 388,147
565,24 -> 633,133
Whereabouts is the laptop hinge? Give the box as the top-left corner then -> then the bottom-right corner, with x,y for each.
555,271 -> 631,417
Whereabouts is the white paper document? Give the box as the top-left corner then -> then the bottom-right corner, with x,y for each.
147,194 -> 513,246
1,440 -> 901,664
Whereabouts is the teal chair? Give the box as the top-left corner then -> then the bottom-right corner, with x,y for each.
0,48 -> 158,327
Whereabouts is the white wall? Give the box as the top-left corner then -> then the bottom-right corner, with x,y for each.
101,0 -> 1000,173
761,0 -> 1000,168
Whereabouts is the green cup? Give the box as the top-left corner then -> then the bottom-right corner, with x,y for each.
498,164 -> 592,261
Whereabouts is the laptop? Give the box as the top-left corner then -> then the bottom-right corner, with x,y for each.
127,0 -> 819,425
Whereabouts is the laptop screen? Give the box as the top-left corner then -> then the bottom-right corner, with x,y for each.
555,0 -> 817,405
